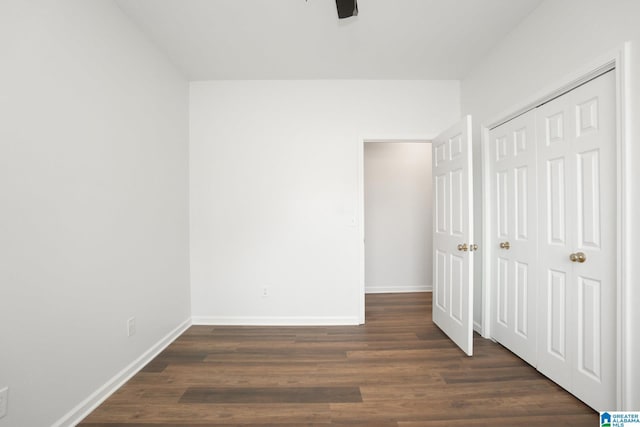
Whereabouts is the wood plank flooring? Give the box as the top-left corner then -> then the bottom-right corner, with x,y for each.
80,293 -> 596,426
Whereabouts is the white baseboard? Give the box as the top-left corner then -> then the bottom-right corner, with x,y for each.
473,320 -> 482,334
365,285 -> 432,294
54,317 -> 191,427
192,316 -> 361,326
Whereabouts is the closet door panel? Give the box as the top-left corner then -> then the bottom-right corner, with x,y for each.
546,157 -> 567,244
496,170 -> 509,239
536,71 -> 616,411
536,96 -> 576,393
577,150 -> 601,248
489,110 -> 538,366
548,269 -> 567,361
514,261 -> 529,337
514,166 -> 529,240
570,72 -> 616,411
578,276 -> 602,379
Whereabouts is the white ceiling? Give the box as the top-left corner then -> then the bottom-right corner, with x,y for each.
115,0 -> 542,80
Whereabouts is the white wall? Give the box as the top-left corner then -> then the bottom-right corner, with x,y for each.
364,142 -> 432,293
0,1 -> 190,426
190,80 -> 459,324
461,0 -> 640,409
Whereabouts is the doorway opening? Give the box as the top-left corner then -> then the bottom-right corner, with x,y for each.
361,139 -> 432,317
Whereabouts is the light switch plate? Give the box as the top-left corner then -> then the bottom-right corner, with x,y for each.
0,386 -> 8,418
127,317 -> 136,337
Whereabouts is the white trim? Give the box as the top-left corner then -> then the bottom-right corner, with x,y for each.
615,41 -> 630,411
192,316 -> 360,326
486,63 -> 615,130
365,285 -> 432,294
357,136 -> 365,324
484,51 -> 619,130
53,318 -> 192,427
480,125 -> 492,339
480,43 -> 630,411
362,138 -> 432,144
357,135 -> 434,326
473,320 -> 482,334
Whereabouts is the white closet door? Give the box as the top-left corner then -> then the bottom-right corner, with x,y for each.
432,115 -> 474,356
488,110 -> 538,366
536,71 -> 616,410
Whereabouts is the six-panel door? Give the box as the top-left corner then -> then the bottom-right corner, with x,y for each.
432,115 -> 474,356
488,109 -> 538,366
536,71 -> 616,410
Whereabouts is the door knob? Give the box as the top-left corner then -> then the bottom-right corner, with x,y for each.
457,243 -> 468,251
469,243 -> 479,251
569,252 -> 586,263
499,241 -> 510,250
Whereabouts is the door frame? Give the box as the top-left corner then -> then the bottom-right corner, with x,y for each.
357,136 -> 433,324
480,43 -> 631,409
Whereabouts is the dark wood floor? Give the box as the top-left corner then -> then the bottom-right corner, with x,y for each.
80,293 -> 596,426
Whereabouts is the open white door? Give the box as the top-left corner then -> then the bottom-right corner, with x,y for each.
432,115 -> 474,356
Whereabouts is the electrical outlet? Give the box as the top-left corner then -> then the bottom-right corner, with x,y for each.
127,317 -> 136,337
262,287 -> 268,297
0,386 -> 8,419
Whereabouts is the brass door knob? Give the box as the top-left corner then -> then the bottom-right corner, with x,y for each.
570,252 -> 586,263
499,241 -> 510,250
469,244 -> 479,251
457,243 -> 468,251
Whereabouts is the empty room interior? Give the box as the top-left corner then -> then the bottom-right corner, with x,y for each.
2,0 -> 640,425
